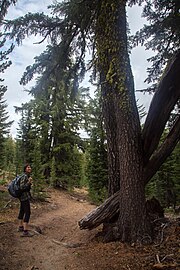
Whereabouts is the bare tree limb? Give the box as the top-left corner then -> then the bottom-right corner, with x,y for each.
144,116 -> 180,184
142,50 -> 180,164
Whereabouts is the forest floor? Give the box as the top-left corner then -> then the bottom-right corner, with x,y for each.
0,186 -> 179,270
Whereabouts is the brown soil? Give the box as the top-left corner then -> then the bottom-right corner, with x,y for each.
0,188 -> 179,270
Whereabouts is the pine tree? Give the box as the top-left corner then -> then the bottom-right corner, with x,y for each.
31,139 -> 45,199
50,156 -> 56,187
0,0 -> 17,169
172,142 -> 180,207
0,86 -> 13,168
87,129 -> 108,203
15,102 -> 35,164
14,138 -> 24,175
146,139 -> 180,209
86,93 -> 108,203
3,135 -> 16,177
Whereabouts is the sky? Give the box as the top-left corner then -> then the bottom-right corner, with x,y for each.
3,0 -> 153,138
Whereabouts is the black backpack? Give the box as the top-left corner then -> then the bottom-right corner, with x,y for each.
8,175 -> 24,198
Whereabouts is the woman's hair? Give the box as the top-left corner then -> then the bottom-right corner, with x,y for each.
24,164 -> 30,172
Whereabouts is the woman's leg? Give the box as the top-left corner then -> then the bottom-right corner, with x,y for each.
23,200 -> 31,231
18,201 -> 24,230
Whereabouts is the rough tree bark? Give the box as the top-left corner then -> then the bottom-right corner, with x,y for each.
100,71 -> 121,196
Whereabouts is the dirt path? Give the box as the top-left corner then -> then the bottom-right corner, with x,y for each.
0,188 -> 179,270
0,189 -> 98,270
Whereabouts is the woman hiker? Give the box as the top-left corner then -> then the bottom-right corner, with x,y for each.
17,164 -> 33,237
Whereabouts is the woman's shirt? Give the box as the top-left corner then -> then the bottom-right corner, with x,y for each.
19,173 -> 31,201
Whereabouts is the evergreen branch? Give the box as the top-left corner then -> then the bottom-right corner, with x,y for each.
0,0 -> 17,22
136,86 -> 156,93
144,31 -> 175,84
33,34 -> 50,45
4,13 -> 63,45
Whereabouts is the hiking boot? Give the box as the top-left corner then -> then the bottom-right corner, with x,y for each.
21,230 -> 33,237
17,226 -> 24,232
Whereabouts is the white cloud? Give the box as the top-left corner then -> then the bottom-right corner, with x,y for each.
4,37 -> 48,138
7,0 -> 51,18
3,0 -> 52,138
130,46 -> 153,112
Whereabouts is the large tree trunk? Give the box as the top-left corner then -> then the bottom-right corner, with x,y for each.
79,2 -> 180,243
100,71 -> 121,196
95,0 -> 151,242
79,50 -> 180,238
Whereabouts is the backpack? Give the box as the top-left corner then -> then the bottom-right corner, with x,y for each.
8,175 -> 24,198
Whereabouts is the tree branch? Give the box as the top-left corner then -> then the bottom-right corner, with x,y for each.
144,116 -> 180,184
142,50 -> 180,164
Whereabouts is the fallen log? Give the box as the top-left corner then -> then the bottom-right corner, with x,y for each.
78,194 -> 164,230
79,191 -> 119,230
